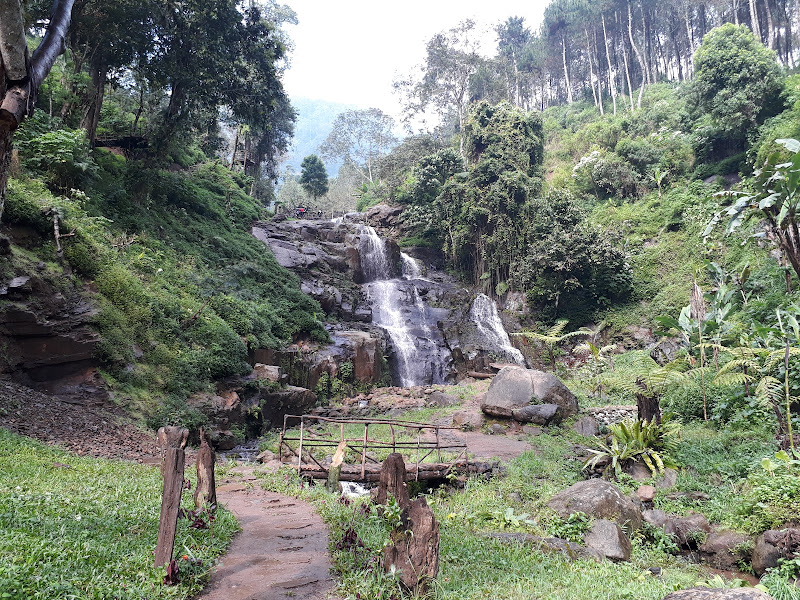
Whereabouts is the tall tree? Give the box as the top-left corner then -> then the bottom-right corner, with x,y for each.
299,154 -> 328,201
496,17 -> 531,107
394,20 -> 483,158
319,108 -> 397,184
0,0 -> 75,221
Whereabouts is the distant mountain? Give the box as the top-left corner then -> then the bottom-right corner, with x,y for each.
282,97 -> 356,177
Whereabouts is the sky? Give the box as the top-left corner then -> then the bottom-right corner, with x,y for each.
281,0 -> 551,121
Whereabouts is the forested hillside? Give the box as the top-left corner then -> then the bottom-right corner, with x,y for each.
0,0 -> 325,425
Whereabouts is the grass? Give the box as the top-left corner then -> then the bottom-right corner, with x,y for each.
0,429 -> 238,599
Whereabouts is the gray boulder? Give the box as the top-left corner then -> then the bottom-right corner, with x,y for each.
699,530 -> 753,570
573,416 -> 600,437
512,403 -> 559,425
662,590 -> 772,600
643,509 -> 670,528
547,479 -> 642,532
481,366 -> 578,421
429,391 -> 460,407
751,528 -> 800,576
584,519 -> 632,561
452,408 -> 484,431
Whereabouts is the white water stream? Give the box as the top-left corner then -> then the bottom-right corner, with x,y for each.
469,293 -> 525,365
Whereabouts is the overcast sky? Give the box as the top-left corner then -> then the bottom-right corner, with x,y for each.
282,1 -> 551,121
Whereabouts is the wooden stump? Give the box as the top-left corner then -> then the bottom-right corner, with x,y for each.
194,428 -> 216,509
374,452 -> 410,508
382,497 -> 440,593
327,441 -> 347,493
154,426 -> 188,568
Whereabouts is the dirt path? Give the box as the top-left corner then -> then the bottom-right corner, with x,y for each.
197,472 -> 338,600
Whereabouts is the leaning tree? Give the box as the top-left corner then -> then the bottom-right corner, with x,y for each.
0,0 -> 75,221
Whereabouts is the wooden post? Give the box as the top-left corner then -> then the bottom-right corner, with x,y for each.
194,428 -> 216,509
154,426 -> 188,568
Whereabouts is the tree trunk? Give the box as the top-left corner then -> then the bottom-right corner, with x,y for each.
585,29 -> 600,111
629,3 -> 649,85
602,14 -> 618,116
0,0 -> 75,221
382,497 -> 439,594
622,48 -> 635,112
374,452 -> 410,507
749,0 -> 762,41
765,0 -> 776,50
636,385 -> 662,424
561,37 -> 573,104
80,60 -> 107,146
154,426 -> 188,568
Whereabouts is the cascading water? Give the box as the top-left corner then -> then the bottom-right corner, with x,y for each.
469,293 -> 525,365
401,252 -> 422,279
359,226 -> 450,386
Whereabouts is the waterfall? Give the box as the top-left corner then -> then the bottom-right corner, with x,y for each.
469,293 -> 525,365
358,226 -> 450,386
401,253 -> 422,279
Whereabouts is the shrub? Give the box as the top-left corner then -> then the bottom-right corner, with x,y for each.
739,450 -> 800,533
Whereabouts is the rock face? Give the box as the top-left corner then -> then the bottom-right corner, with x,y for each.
751,528 -> 800,576
584,519 -> 632,561
188,382 -> 317,448
547,479 -> 643,532
0,274 -> 101,384
481,367 -> 578,423
661,589 -> 772,600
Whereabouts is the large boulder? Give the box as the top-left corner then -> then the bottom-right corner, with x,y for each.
481,367 -> 578,422
661,590 -> 772,600
699,530 -> 753,570
751,528 -> 800,576
584,519 -> 632,561
547,479 -> 642,532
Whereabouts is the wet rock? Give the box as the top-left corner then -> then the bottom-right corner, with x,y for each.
661,589 -> 771,599
365,204 -> 404,229
547,479 -> 642,532
584,519 -> 632,561
512,403 -> 560,425
699,530 -> 752,570
481,366 -> 578,421
573,416 -> 599,437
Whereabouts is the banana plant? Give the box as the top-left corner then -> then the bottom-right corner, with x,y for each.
704,138 -> 800,281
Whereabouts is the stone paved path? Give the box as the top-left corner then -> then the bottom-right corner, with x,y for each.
198,477 -> 337,600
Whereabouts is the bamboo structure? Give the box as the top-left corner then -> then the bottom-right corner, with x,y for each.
278,414 -> 474,482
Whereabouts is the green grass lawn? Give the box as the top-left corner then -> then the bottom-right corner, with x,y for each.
0,429 -> 238,599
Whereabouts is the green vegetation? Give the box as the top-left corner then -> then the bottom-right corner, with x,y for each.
0,429 -> 238,599
3,149 -> 325,422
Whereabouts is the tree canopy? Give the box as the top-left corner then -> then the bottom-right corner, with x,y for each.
299,154 -> 329,201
